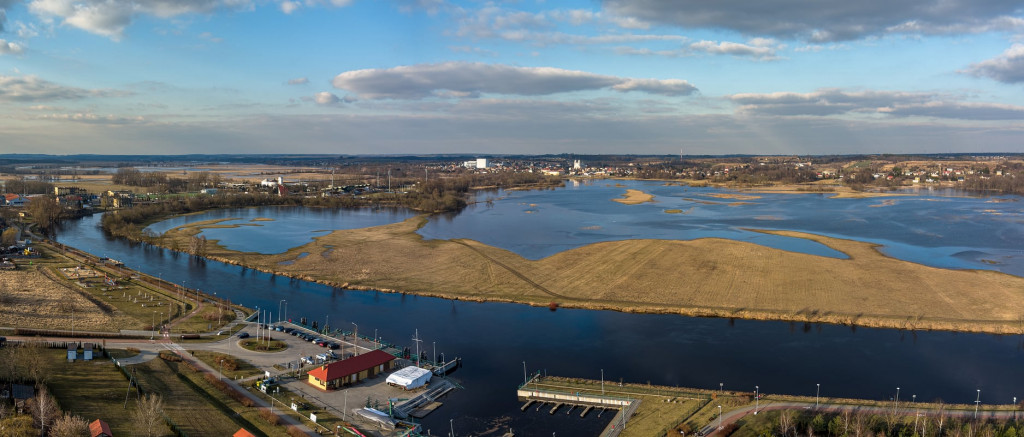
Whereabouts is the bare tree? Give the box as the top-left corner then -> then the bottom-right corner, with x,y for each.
778,410 -> 796,437
132,393 -> 164,437
30,385 -> 59,437
21,343 -> 50,386
49,413 -> 89,437
0,227 -> 17,246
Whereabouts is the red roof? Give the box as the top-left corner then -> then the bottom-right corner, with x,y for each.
308,349 -> 394,382
89,419 -> 113,437
233,429 -> 257,437
4,194 -> 21,202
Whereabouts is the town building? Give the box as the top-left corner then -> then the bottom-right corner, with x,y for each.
306,349 -> 396,390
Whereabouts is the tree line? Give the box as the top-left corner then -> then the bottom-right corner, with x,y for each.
739,406 -> 1024,437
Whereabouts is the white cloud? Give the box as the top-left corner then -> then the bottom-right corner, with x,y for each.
689,39 -> 783,60
331,62 -> 697,99
729,88 -> 1024,120
37,112 -> 145,124
604,0 -> 1024,41
280,0 -> 299,14
26,0 -> 257,39
287,77 -> 309,85
313,91 -> 340,105
0,74 -> 128,101
452,5 -> 681,46
0,39 -> 22,55
962,44 -> 1024,84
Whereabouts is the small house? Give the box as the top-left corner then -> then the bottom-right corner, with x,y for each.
67,343 -> 77,361
89,419 -> 113,437
233,428 -> 257,437
12,384 -> 33,413
306,349 -> 395,390
83,342 -> 94,361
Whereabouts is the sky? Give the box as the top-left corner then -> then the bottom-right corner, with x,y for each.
0,0 -> 1022,155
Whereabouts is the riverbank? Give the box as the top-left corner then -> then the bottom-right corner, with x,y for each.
148,213 -> 1024,335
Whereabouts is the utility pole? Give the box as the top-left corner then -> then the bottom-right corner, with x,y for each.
412,329 -> 422,367
352,322 -> 359,356
601,369 -> 604,395
755,386 -> 759,415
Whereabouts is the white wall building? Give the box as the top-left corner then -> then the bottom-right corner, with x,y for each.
476,158 -> 488,169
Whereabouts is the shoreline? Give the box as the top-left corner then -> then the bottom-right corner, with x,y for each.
138,213 -> 1024,336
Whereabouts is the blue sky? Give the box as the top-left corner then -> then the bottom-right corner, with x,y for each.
0,0 -> 1022,155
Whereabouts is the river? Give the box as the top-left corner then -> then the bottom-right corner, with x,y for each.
53,183 -> 1024,436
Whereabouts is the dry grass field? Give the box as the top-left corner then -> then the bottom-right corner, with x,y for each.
613,189 -> 655,204
0,267 -> 129,331
158,215 -> 1024,334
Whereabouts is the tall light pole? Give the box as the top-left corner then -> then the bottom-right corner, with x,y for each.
720,382 -> 723,394
718,405 -> 723,430
352,322 -> 359,356
374,329 -> 378,349
816,383 -> 820,408
601,369 -> 605,395
895,387 -> 900,413
975,389 -> 981,419
151,311 -> 156,340
755,386 -> 759,415
432,341 -> 436,364
523,361 -> 527,386
450,418 -> 454,437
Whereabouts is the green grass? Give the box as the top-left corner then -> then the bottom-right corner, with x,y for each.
240,339 -> 288,352
173,304 -> 237,334
131,358 -> 255,436
169,361 -> 288,437
47,349 -> 169,436
191,350 -> 265,380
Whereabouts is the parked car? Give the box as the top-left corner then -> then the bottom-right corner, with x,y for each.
311,338 -> 321,344
315,353 -> 329,362
237,332 -> 250,339
274,326 -> 284,332
283,328 -> 293,334
300,356 -> 314,365
327,342 -> 339,350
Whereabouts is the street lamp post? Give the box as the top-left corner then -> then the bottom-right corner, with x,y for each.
720,382 -> 723,394
895,387 -> 900,413
601,369 -> 605,395
450,419 -> 454,437
352,322 -> 359,356
755,386 -> 759,415
816,383 -> 820,408
522,361 -> 527,386
975,389 -> 981,419
374,329 -> 378,349
718,405 -> 723,430
151,311 -> 156,340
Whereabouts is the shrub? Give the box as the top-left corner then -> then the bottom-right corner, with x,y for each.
257,408 -> 280,426
287,426 -> 307,437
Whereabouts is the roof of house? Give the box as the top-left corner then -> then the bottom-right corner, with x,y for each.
233,428 -> 257,437
89,419 -> 113,437
11,384 -> 33,400
4,194 -> 21,201
308,349 -> 395,382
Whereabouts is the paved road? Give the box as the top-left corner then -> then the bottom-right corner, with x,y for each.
706,400 -> 1023,436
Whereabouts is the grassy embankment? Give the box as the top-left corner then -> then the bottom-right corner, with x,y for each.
152,196 -> 1024,334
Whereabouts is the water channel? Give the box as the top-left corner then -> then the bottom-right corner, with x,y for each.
53,182 -> 1024,436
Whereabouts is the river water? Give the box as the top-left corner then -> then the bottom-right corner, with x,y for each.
53,182 -> 1024,436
